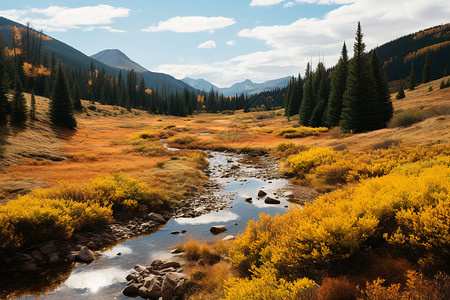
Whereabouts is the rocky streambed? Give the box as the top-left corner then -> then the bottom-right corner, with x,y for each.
0,150 -> 309,299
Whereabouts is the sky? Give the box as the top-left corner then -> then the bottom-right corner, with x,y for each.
1,0 -> 449,87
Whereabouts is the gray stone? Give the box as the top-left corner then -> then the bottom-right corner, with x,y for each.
40,241 -> 56,255
48,253 -> 60,264
147,213 -> 165,223
210,225 -> 228,234
161,278 -> 174,300
31,250 -> 44,261
134,264 -> 147,273
165,272 -> 187,287
75,246 -> 95,263
122,283 -> 142,296
257,190 -> 267,197
159,261 -> 181,269
223,235 -> 235,241
143,274 -> 157,288
265,197 -> 280,204
22,262 -> 38,272
86,241 -> 97,250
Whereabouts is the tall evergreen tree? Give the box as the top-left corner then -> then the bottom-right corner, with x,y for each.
396,83 -> 405,99
72,81 -> 82,111
339,22 -> 379,133
310,70 -> 330,127
0,36 -> 8,125
325,42 -> 348,127
422,53 -> 431,84
299,63 -> 315,126
370,49 -> 393,127
409,61 -> 416,90
10,75 -> 28,126
30,89 -> 36,120
49,64 -> 76,128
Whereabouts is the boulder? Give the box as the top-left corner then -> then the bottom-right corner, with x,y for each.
148,213 -> 165,223
122,283 -> 141,297
166,272 -> 187,287
126,272 -> 139,281
245,197 -> 253,203
265,197 -> 280,204
159,261 -> 181,269
223,235 -> 235,241
75,246 -> 95,263
134,264 -> 147,273
22,262 -> 38,272
285,191 -> 295,198
31,250 -> 44,261
170,231 -> 180,235
161,278 -> 174,300
48,253 -> 60,264
40,241 -> 56,255
151,259 -> 163,267
138,286 -> 149,298
86,241 -> 97,250
257,190 -> 267,197
210,225 -> 228,234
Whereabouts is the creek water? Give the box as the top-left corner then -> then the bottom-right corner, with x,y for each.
6,150 -> 298,299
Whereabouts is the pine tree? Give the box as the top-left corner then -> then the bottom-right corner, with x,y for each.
339,22 -> 379,133
0,37 -> 8,125
310,71 -> 330,127
325,42 -> 348,128
370,49 -> 393,127
396,83 -> 405,99
30,89 -> 36,120
409,61 -> 416,91
72,82 -> 82,111
49,64 -> 76,128
422,53 -> 431,84
10,75 -> 28,126
299,63 -> 315,125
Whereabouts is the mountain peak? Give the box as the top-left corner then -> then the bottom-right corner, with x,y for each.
91,49 -> 148,73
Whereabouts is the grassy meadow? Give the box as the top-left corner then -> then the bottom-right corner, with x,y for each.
0,76 -> 449,298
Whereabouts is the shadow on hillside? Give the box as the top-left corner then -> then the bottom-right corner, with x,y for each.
0,125 -> 11,163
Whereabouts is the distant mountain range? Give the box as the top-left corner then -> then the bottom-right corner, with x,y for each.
182,76 -> 291,96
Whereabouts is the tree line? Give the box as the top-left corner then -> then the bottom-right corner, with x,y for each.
284,22 -> 393,133
0,24 -> 251,130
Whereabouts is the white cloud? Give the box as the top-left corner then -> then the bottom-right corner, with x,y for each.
141,16 -> 236,33
283,2 -> 295,8
98,26 -> 126,33
226,40 -> 236,46
198,40 -> 216,49
0,5 -> 129,32
157,0 -> 450,87
250,0 -> 285,6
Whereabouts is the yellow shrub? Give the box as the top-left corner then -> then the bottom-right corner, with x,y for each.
282,147 -> 335,178
230,164 -> 450,279
276,126 -> 328,139
223,264 -> 316,300
125,130 -> 170,156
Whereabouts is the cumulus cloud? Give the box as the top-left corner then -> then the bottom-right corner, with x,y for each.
283,2 -> 295,8
250,0 -> 286,6
157,0 -> 450,86
0,5 -> 129,32
141,16 -> 236,33
198,40 -> 216,49
226,40 -> 236,46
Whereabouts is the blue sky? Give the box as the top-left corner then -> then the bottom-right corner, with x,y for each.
1,0 -> 450,87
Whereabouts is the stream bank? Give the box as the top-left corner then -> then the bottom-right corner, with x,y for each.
0,149 -> 313,299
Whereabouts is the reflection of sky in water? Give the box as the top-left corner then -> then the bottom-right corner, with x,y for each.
175,210 -> 239,225
62,267 -> 128,294
101,245 -> 133,259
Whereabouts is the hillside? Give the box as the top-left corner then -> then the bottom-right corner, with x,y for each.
378,23 -> 450,82
91,49 -> 148,73
0,17 -> 196,95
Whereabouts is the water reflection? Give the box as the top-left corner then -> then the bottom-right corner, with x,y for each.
102,245 -> 133,259
175,210 -> 239,225
62,267 -> 128,294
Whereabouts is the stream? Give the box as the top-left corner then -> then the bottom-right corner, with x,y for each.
4,150 -> 301,299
